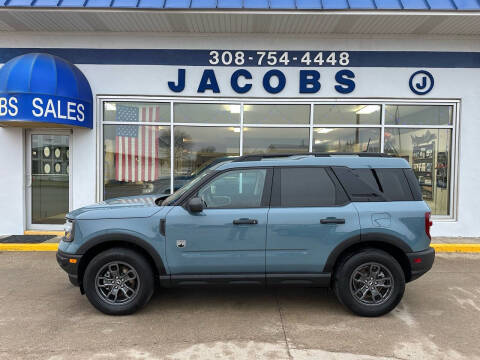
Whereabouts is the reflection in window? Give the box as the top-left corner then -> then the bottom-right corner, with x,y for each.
243,104 -> 310,125
243,127 -> 309,154
384,128 -> 452,215
174,103 -> 240,124
173,126 -> 240,189
103,124 -> 171,199
385,105 -> 452,126
313,128 -> 380,153
314,105 -> 381,125
103,102 -> 170,123
198,169 -> 266,208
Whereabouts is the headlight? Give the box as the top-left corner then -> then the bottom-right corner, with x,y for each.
63,219 -> 74,242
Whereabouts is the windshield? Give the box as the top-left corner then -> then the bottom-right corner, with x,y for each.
161,160 -> 233,206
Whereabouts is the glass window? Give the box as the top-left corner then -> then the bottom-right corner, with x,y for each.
279,168 -> 336,207
384,127 -> 452,215
174,103 -> 240,124
31,134 -> 69,224
351,168 -> 381,193
104,102 -> 170,123
243,127 -> 309,154
103,124 -> 171,199
313,128 -> 380,153
385,105 -> 452,125
243,104 -> 310,125
314,105 -> 381,125
375,168 -> 414,201
173,126 -> 240,189
198,169 -> 267,208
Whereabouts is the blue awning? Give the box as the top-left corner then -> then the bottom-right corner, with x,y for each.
0,0 -> 479,10
0,53 -> 93,129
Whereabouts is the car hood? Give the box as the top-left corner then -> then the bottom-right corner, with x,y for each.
67,195 -> 165,220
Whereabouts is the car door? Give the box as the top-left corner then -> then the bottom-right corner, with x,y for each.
165,167 -> 272,281
266,167 -> 360,284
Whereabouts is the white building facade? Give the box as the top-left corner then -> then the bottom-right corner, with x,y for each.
0,7 -> 478,237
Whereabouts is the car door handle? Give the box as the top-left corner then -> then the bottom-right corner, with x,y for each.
320,218 -> 345,224
233,218 -> 258,225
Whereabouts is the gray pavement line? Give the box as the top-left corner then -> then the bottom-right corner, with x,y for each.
275,289 -> 293,360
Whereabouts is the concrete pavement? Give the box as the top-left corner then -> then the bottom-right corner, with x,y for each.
0,252 -> 480,359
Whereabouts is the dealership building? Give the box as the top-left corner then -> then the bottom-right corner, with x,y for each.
0,0 -> 478,236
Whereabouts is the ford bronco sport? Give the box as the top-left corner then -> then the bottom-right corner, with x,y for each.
57,153 -> 435,317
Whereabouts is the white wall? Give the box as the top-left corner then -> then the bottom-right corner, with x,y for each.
0,127 -> 24,235
0,32 -> 479,236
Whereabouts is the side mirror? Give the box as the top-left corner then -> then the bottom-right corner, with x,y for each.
187,197 -> 204,213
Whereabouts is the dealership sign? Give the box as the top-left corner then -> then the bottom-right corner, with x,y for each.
168,68 -> 356,95
0,94 -> 91,127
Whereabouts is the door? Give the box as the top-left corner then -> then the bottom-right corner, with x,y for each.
165,168 -> 272,278
266,167 -> 360,276
26,130 -> 71,230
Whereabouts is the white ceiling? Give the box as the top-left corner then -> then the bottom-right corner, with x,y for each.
0,9 -> 479,35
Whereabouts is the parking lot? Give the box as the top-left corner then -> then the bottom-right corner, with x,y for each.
0,252 -> 479,360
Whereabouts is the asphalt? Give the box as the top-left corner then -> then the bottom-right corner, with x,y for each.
0,252 -> 479,360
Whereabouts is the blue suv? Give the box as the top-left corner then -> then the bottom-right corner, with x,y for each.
57,153 -> 435,317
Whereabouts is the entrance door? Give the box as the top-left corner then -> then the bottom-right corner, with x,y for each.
26,130 -> 71,230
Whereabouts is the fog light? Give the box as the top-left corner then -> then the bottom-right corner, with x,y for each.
69,258 -> 77,264
413,258 -> 422,264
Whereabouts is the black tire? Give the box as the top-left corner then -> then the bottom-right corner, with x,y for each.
83,248 -> 154,315
334,249 -> 405,317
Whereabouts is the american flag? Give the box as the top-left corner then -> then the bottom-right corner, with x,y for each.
115,105 -> 160,182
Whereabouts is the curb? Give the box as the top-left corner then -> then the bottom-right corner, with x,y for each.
431,243 -> 480,253
0,243 -> 59,251
1,243 -> 480,253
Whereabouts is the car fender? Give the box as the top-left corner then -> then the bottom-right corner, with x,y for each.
323,232 -> 413,273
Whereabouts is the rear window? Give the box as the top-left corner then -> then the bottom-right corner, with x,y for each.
333,167 -> 416,202
375,168 -> 414,201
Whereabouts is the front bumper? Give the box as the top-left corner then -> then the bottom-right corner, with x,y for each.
406,247 -> 435,282
56,250 -> 82,285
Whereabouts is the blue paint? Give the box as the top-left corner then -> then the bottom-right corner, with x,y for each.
137,0 -> 166,7
197,69 -> 220,93
191,0 -> 216,7
0,53 -> 93,128
334,69 -> 356,94
263,69 -> 286,94
217,0 -> 243,7
166,206 -> 268,274
231,69 -> 252,94
270,0 -> 296,8
267,204 -> 360,273
299,70 -> 321,93
1,48 -> 480,68
409,70 -> 434,95
168,68 -> 186,92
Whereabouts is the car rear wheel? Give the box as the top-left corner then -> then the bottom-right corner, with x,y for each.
334,249 -> 405,317
83,248 -> 154,315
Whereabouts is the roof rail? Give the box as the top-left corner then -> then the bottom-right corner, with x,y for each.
233,152 -> 391,162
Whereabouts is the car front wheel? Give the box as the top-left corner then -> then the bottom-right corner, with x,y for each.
334,249 -> 405,317
83,248 -> 154,315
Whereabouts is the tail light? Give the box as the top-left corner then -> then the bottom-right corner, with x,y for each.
425,212 -> 433,239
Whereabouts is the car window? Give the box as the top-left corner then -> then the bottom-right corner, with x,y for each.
198,169 -> 267,209
279,167 -> 338,207
375,168 -> 413,201
351,168 -> 381,193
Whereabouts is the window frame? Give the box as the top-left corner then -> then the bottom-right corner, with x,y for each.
97,96 -> 459,221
